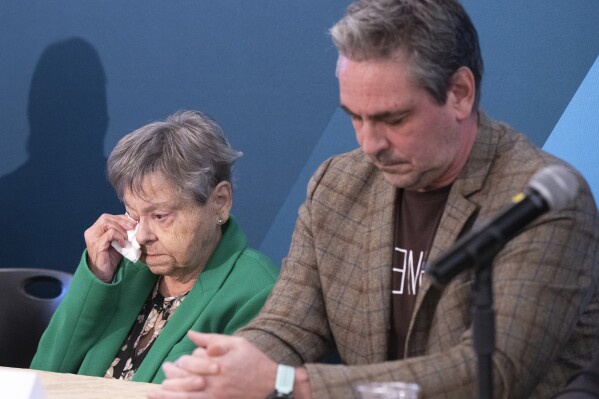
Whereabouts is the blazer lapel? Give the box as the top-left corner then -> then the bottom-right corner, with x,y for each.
132,218 -> 247,382
79,263 -> 157,376
132,262 -> 234,382
406,112 -> 500,356
362,170 -> 397,363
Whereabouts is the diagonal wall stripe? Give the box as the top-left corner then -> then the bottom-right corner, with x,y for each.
543,54 -> 599,201
259,109 -> 357,264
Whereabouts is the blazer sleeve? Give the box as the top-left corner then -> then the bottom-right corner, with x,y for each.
237,157 -> 337,364
30,252 -> 122,372
209,247 -> 280,336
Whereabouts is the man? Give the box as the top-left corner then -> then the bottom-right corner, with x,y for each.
553,351 -> 599,399
149,1 -> 599,398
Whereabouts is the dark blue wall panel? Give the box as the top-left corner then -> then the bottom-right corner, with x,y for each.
1,1 -> 598,272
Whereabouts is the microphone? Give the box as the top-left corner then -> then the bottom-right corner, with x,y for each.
427,164 -> 579,285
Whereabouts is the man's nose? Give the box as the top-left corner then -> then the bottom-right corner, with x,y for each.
359,122 -> 388,157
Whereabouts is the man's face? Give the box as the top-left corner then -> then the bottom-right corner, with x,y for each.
338,55 -> 469,191
123,173 -> 222,280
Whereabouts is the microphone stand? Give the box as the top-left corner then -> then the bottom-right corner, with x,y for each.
472,255 -> 496,399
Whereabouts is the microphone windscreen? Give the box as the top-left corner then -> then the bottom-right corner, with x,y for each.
528,165 -> 579,211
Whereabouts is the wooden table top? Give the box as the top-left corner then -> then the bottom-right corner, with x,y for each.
1,367 -> 155,398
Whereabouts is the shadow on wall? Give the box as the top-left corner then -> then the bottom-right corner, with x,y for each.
0,37 -> 121,273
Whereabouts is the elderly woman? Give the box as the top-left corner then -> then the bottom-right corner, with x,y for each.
30,110 -> 278,383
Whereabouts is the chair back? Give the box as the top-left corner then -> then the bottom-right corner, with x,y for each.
0,268 -> 72,368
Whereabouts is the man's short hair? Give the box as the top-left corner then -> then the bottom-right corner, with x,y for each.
330,0 -> 483,109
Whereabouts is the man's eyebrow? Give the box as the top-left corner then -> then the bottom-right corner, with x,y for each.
340,104 -> 410,121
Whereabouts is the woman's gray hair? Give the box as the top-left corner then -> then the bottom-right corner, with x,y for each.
330,0 -> 483,110
107,110 -> 242,205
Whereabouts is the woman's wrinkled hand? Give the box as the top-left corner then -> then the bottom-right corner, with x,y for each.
84,213 -> 137,282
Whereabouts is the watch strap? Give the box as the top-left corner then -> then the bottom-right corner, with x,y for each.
275,364 -> 295,395
266,364 -> 294,398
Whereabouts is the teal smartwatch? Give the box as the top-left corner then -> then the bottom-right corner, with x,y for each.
266,364 -> 295,399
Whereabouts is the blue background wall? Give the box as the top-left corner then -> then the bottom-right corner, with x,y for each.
1,1 -> 598,273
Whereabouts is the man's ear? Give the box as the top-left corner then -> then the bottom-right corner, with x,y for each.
447,66 -> 476,120
211,181 -> 233,222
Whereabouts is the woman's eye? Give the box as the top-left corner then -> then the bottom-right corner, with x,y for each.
125,212 -> 139,222
153,214 -> 166,221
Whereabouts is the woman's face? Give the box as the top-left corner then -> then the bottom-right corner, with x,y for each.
123,172 -> 231,282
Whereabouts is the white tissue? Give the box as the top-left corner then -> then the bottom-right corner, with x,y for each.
111,224 -> 141,262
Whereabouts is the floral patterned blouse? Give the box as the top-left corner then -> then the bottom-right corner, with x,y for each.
104,278 -> 188,381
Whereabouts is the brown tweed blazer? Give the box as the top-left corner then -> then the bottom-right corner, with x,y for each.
238,113 -> 599,398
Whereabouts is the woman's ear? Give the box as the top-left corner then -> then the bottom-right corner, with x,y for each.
211,181 -> 233,222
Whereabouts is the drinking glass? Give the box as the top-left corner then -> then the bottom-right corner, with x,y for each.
355,382 -> 420,399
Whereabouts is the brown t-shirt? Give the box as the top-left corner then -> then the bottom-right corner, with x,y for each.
390,186 -> 450,360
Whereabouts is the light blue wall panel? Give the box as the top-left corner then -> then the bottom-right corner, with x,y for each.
543,55 -> 599,201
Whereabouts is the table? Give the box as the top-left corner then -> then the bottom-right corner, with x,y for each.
1,367 -> 155,398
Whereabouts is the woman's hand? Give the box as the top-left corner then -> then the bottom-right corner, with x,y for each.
84,213 -> 137,282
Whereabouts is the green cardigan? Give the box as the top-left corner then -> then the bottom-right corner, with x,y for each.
30,217 -> 278,383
